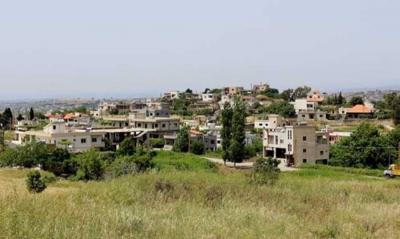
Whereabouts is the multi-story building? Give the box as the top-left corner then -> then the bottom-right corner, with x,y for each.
13,119 -> 105,153
263,115 -> 329,167
202,92 -> 218,102
307,90 -> 325,103
223,86 -> 244,96
291,99 -> 327,121
252,83 -> 270,93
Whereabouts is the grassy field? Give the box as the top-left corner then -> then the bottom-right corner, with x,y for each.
1,155 -> 400,238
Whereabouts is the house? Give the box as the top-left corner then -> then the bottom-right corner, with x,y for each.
223,86 -> 244,96
263,115 -> 329,167
254,120 -> 270,129
101,115 -> 130,128
291,99 -> 317,113
252,83 -> 270,93
63,113 -> 91,127
202,91 -> 218,102
291,99 -> 327,121
163,130 -> 217,151
164,91 -> 180,101
218,94 -> 234,109
13,119 -> 105,153
344,104 -> 375,119
307,90 -> 324,104
129,111 -> 180,138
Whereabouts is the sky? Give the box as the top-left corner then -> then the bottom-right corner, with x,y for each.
0,0 -> 400,100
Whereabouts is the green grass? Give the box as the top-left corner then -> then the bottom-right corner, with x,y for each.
1,157 -> 400,238
153,151 -> 216,172
301,164 -> 384,178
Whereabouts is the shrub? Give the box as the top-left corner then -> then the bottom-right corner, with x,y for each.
250,158 -> 280,185
41,173 -> 57,184
190,140 -> 205,155
117,137 -> 136,156
74,149 -> 105,181
150,138 -> 165,148
0,147 -> 17,167
106,155 -> 154,178
26,170 -> 46,193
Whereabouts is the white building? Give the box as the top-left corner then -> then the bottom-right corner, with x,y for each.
202,92 -> 218,102
14,119 -> 105,153
263,115 -> 329,167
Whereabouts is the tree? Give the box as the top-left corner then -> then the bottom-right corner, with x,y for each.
190,140 -> 205,155
185,88 -> 193,94
349,96 -> 364,106
1,108 -> 13,129
229,97 -> 246,167
250,158 -> 280,185
280,89 -> 294,101
293,86 -> 311,99
329,123 -> 396,168
173,127 -> 189,152
261,88 -> 280,98
17,114 -> 24,121
26,171 -> 46,193
221,102 -> 233,164
337,92 -> 345,105
117,137 -> 136,156
263,102 -> 296,118
74,149 -> 105,180
392,95 -> 400,126
29,107 -> 35,120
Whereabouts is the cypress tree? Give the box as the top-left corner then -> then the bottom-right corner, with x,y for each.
221,102 -> 233,164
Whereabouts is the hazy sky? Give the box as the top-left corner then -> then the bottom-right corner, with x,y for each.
1,0 -> 400,100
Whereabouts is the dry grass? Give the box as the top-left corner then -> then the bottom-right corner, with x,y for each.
1,167 -> 400,238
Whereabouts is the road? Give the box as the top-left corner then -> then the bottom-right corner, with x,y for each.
202,157 -> 298,172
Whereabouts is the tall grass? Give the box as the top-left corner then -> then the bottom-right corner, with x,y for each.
1,163 -> 400,238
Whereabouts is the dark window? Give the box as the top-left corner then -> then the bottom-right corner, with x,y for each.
303,148 -> 307,153
92,137 -> 97,143
53,125 -> 56,130
303,136 -> 307,141
303,159 -> 307,163
138,123 -> 141,127
155,124 -> 158,128
211,140 -> 215,144
162,124 -> 166,128
81,138 -> 87,144
320,151 -> 324,155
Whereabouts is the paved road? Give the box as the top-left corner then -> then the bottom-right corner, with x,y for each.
203,157 -> 298,172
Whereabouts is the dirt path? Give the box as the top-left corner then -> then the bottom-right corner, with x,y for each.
202,157 -> 298,172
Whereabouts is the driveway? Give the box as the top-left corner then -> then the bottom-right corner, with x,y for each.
203,157 -> 298,172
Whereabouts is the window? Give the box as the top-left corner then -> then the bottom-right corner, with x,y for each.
211,140 -> 215,144
288,144 -> 292,152
138,123 -> 141,127
303,159 -> 307,163
155,124 -> 158,128
81,138 -> 87,144
303,148 -> 307,153
92,137 -> 97,143
162,124 -> 166,128
53,125 -> 56,130
320,151 -> 324,155
303,136 -> 307,141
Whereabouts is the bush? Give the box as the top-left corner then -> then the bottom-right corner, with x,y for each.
117,137 -> 136,156
106,155 -> 154,178
190,140 -> 205,155
74,149 -> 105,181
150,138 -> 165,148
41,173 -> 57,184
250,158 -> 280,185
26,170 -> 46,193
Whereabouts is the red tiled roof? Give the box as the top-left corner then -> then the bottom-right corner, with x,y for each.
346,104 -> 374,114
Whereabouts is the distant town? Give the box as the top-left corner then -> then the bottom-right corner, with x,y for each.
1,83 -> 399,169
